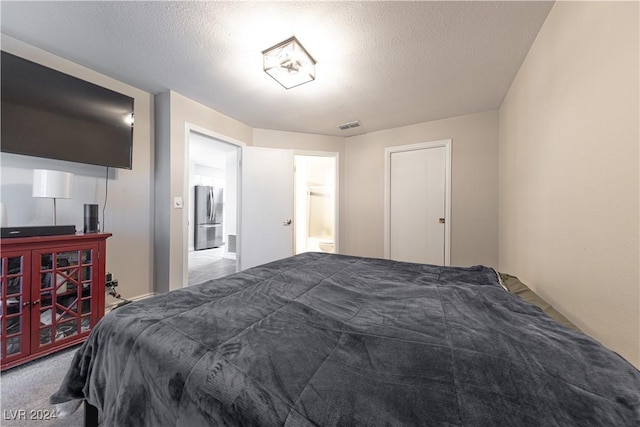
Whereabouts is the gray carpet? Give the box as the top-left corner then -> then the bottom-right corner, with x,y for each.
1,346 -> 85,426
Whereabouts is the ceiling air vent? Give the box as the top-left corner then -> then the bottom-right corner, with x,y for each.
338,121 -> 361,130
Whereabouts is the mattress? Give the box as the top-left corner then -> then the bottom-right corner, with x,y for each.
51,253 -> 640,426
498,272 -> 582,332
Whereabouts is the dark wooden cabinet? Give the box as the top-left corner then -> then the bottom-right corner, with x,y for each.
1,233 -> 111,370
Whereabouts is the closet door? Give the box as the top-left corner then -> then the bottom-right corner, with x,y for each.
385,140 -> 451,266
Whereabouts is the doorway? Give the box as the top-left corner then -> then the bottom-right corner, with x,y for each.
294,153 -> 338,255
186,130 -> 240,285
384,140 -> 451,265
237,148 -> 339,270
184,142 -> 340,280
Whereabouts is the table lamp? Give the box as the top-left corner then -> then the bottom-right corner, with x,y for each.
32,169 -> 73,225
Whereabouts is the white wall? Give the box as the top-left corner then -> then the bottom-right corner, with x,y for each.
498,1 -> 639,367
0,35 -> 155,304
343,110 -> 499,268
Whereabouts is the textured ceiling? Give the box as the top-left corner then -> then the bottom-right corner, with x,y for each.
0,1 -> 554,137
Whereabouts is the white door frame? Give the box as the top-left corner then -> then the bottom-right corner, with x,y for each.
183,123 -> 245,287
293,150 -> 340,254
384,139 -> 452,265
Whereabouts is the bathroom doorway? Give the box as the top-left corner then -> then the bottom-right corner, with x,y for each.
294,153 -> 338,255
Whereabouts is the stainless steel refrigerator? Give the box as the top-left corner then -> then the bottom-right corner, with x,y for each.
194,185 -> 223,250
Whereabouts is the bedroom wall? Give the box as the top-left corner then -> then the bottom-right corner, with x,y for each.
252,128 -> 346,254
498,1 -> 639,367
154,105 -> 349,292
154,91 -> 253,293
343,110 -> 499,268
0,35 -> 155,304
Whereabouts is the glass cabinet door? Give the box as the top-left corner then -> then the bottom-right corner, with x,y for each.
33,244 -> 98,352
1,251 -> 31,363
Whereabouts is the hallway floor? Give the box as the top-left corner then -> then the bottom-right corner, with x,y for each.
188,246 -> 237,286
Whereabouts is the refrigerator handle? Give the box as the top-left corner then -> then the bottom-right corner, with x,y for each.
209,188 -> 215,222
205,187 -> 210,221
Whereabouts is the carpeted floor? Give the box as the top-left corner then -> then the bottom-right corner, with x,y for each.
1,346 -> 85,426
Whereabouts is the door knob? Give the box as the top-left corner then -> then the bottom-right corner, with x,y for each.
283,219 -> 292,226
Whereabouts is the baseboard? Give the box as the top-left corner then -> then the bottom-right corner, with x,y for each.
105,292 -> 155,313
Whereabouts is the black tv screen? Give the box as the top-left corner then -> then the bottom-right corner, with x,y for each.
1,51 -> 134,169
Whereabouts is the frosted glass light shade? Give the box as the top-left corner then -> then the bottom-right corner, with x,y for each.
262,36 -> 316,89
32,169 -> 73,199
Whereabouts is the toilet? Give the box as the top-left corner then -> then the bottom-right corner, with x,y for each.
306,237 -> 335,253
317,239 -> 334,253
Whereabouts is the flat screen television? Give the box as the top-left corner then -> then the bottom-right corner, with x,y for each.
1,51 -> 134,169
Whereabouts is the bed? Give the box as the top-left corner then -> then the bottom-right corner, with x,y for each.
50,252 -> 640,426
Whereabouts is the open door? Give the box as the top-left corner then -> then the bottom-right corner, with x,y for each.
239,146 -> 294,270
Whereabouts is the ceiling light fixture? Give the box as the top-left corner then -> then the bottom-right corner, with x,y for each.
262,36 -> 316,89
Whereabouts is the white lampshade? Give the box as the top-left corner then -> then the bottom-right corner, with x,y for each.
32,169 -> 73,199
0,202 -> 7,227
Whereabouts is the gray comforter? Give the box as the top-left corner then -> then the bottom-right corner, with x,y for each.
51,253 -> 640,426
